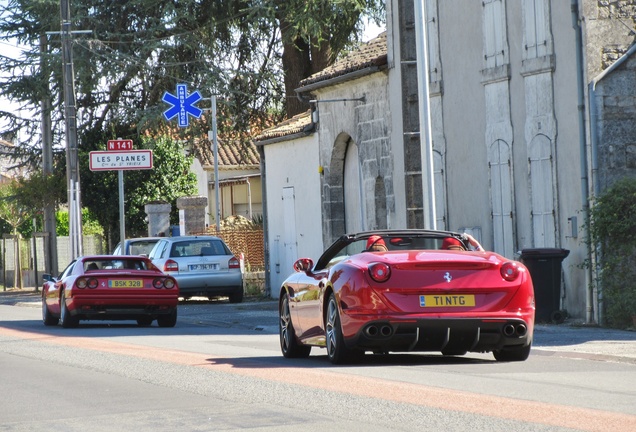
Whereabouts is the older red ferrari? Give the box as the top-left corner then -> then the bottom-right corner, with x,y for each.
42,255 -> 179,328
278,230 -> 535,364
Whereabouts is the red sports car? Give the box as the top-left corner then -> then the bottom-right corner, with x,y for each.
42,255 -> 179,328
278,230 -> 535,364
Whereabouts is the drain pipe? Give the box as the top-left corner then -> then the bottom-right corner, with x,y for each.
571,0 -> 595,324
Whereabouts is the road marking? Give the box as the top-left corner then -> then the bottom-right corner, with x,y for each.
2,326 -> 635,431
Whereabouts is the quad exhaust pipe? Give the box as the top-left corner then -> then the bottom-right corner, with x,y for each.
503,323 -> 527,337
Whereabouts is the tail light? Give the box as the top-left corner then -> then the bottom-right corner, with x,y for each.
153,278 -> 176,289
164,259 -> 179,272
500,262 -> 520,282
76,278 -> 98,289
229,256 -> 240,269
368,262 -> 391,283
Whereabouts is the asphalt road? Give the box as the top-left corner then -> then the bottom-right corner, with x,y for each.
1,287 -> 636,363
1,289 -> 636,431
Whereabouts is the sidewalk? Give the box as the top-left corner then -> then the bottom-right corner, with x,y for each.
532,322 -> 636,363
2,287 -> 635,363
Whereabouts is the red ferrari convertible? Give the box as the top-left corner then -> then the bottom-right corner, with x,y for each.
42,255 -> 179,328
278,230 -> 535,364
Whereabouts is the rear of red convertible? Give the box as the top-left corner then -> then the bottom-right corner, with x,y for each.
335,250 -> 535,357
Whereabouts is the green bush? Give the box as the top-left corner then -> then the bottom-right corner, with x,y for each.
589,178 -> 636,328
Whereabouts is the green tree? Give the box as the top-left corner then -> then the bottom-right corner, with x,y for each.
79,134 -> 197,248
588,178 -> 636,328
55,208 -> 104,237
0,180 -> 33,289
0,0 -> 384,239
0,0 -> 384,147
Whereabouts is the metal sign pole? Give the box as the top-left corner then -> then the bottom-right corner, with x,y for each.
210,95 -> 221,231
119,170 -> 125,252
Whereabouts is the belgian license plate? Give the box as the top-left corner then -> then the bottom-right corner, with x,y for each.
420,294 -> 475,307
189,263 -> 219,271
109,280 -> 142,288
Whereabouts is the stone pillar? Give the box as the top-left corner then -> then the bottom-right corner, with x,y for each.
144,201 -> 171,237
176,196 -> 208,235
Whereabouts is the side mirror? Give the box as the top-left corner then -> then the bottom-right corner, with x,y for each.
293,258 -> 314,273
42,274 -> 54,283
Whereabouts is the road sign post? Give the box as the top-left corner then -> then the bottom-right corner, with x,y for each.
89,143 -> 153,249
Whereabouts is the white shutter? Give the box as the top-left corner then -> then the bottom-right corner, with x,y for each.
483,0 -> 506,68
529,135 -> 556,247
433,150 -> 446,230
489,140 -> 515,257
426,0 -> 441,83
524,0 -> 549,59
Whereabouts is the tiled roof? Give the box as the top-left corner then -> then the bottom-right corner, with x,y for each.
298,32 -> 388,88
190,139 -> 260,168
255,110 -> 313,142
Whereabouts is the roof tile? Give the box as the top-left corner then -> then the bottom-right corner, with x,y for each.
255,110 -> 312,142
190,139 -> 260,168
299,32 -> 387,88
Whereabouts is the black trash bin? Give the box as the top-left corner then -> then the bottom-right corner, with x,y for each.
520,248 -> 570,323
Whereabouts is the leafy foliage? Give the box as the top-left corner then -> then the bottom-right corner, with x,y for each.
0,0 -> 384,242
588,178 -> 636,328
80,134 -> 197,245
55,208 -> 104,237
0,180 -> 31,233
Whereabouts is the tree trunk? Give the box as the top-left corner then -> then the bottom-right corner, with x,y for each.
13,230 -> 23,290
280,36 -> 312,117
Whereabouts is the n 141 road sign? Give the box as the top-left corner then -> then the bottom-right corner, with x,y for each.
89,150 -> 153,171
107,139 -> 133,151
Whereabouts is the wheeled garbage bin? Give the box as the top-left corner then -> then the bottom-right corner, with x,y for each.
520,248 -> 570,323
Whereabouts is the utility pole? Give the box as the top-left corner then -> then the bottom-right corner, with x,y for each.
60,0 -> 82,258
40,33 -> 58,276
208,96 -> 221,232
414,0 -> 436,229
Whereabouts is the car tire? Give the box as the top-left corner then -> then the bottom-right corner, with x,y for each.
279,293 -> 311,358
137,317 -> 153,327
228,287 -> 244,304
157,308 -> 177,328
59,291 -> 79,328
42,296 -> 58,326
493,343 -> 531,362
325,293 -> 363,364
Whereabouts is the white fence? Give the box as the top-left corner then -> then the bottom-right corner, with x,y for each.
1,235 -> 105,289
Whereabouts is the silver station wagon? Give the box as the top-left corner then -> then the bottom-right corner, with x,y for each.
147,236 -> 244,303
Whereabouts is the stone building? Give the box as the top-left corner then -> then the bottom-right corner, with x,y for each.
255,0 -> 636,323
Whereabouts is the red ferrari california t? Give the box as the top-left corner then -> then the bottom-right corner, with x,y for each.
42,255 -> 179,328
278,230 -> 535,364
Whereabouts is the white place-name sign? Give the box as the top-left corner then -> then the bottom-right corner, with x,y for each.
89,150 -> 153,171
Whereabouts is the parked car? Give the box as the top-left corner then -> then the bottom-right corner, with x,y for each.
278,230 -> 535,364
42,255 -> 179,328
147,235 -> 244,302
112,237 -> 162,256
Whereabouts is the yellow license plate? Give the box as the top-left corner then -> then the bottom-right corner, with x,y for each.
108,280 -> 142,288
419,294 -> 475,307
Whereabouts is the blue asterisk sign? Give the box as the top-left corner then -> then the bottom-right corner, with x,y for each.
162,84 -> 203,127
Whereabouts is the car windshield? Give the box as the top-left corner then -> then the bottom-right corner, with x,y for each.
129,240 -> 159,256
317,233 -> 464,270
83,259 -> 149,271
169,240 -> 229,258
